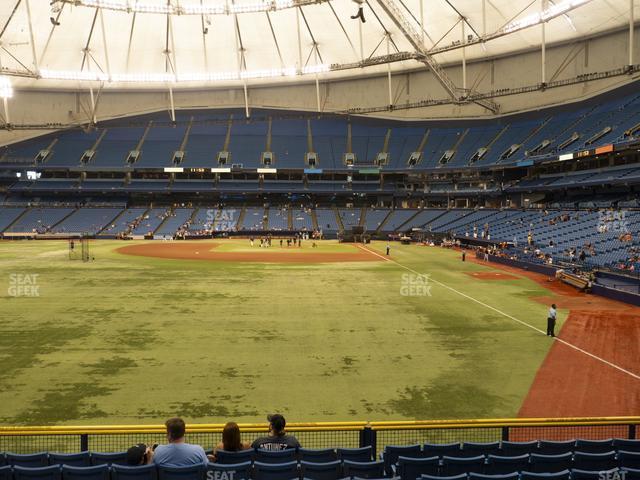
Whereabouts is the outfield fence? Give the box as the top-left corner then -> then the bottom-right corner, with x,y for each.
0,417 -> 638,454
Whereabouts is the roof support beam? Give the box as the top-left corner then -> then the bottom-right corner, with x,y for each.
374,0 -> 459,99
126,13 -> 136,73
630,0 -> 635,67
99,8 -> 111,79
541,0 -> 547,85
24,0 -> 39,72
0,0 -> 22,41
81,8 -> 99,72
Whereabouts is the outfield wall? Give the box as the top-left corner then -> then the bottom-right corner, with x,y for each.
0,418 -> 638,454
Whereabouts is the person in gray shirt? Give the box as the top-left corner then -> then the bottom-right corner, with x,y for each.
153,417 -> 209,466
251,414 -> 300,451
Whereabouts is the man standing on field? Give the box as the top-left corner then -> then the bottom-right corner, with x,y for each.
547,304 -> 557,337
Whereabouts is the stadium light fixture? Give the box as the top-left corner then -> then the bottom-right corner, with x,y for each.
0,76 -> 14,99
502,0 -> 589,34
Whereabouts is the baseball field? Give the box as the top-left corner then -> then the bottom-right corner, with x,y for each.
0,239 -> 638,426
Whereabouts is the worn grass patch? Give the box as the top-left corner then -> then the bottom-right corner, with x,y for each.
0,239 -> 558,425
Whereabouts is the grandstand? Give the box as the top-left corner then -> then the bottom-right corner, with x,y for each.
0,0 -> 639,456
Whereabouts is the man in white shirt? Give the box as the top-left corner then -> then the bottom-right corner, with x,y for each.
546,304 -> 557,337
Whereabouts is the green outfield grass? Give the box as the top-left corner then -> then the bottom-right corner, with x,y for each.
0,239 -> 564,426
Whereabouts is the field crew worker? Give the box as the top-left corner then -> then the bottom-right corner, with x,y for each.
547,303 -> 557,337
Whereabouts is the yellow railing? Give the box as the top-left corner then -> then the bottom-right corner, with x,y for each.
0,417 -> 638,436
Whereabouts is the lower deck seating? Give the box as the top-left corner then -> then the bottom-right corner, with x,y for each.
0,442 -> 638,480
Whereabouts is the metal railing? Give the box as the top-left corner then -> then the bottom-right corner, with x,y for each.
0,417 -> 637,455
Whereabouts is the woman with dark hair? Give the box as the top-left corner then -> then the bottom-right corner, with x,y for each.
209,422 -> 251,461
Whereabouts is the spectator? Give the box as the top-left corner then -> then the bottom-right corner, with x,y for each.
153,417 -> 209,466
127,443 -> 154,466
210,422 -> 251,461
251,414 -> 300,451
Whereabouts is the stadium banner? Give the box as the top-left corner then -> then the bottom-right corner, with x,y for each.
516,159 -> 534,167
304,168 -> 323,174
210,168 -> 231,173
257,168 -> 277,173
595,144 -> 614,154
163,167 -> 184,172
558,153 -> 574,161
358,168 -> 380,174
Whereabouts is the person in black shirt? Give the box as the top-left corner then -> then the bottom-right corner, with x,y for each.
251,414 -> 300,451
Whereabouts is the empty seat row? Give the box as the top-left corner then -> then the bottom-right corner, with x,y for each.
381,440 -> 640,468
419,467 -> 640,480
390,451 -> 640,480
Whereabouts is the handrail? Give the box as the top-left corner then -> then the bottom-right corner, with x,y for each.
0,417 -> 638,436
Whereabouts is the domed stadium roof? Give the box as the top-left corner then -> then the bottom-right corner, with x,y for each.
0,0 -> 633,91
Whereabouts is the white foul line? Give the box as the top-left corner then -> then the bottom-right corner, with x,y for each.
357,245 -> 640,382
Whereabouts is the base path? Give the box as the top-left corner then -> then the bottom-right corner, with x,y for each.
116,241 -> 383,263
465,255 -> 640,418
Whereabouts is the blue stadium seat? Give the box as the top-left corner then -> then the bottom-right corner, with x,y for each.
462,443 -> 501,457
337,448 -> 372,463
469,473 -> 519,480
50,453 -> 91,467
441,456 -> 485,476
423,443 -> 462,458
61,465 -> 110,480
486,454 -> 530,474
8,454 -> 50,468
206,461 -> 252,480
157,464 -> 205,480
420,474 -> 467,480
111,464 -> 158,480
618,451 -> 640,469
14,466 -> 62,480
300,460 -> 342,480
214,451 -> 254,465
571,468 -> 618,480
573,451 -> 616,471
574,439 -> 614,454
299,449 -> 337,463
0,456 -> 5,467
537,442 -> 575,456
499,442 -> 538,457
255,450 -> 297,465
396,456 -> 439,480
0,466 -> 11,480
381,445 -> 421,475
520,470 -> 570,480
341,460 -> 383,479
253,461 -> 299,480
530,453 -> 573,473
614,441 -> 640,453
90,452 -> 129,466
622,467 -> 640,480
